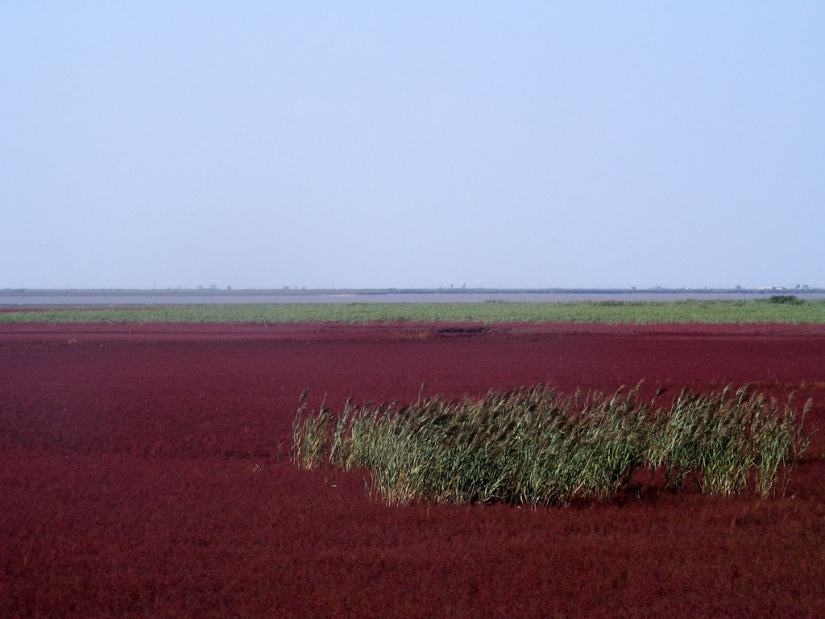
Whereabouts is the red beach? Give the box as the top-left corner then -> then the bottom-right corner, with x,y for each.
2,322 -> 824,618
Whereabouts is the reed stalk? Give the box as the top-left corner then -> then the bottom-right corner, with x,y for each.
292,384 -> 812,505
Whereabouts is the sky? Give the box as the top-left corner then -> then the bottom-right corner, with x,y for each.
2,3 -> 823,290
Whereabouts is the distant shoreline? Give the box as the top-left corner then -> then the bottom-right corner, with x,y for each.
3,287 -> 822,295
2,287 -> 825,307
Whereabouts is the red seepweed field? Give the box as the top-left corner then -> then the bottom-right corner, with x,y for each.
2,321 -> 825,618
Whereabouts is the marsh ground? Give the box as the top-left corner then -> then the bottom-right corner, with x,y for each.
2,322 -> 824,618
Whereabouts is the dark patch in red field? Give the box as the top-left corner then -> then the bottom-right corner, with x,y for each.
1,323 -> 824,618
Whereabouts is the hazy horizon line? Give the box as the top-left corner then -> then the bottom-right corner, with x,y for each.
3,286 -> 823,294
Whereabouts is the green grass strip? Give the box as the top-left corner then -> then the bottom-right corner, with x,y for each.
2,299 -> 825,324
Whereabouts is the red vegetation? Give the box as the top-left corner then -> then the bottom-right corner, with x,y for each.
2,322 -> 824,618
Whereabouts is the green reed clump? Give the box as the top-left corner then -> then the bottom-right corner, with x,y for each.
647,386 -> 811,497
291,385 -> 811,506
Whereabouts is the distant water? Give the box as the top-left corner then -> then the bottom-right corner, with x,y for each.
3,290 -> 824,306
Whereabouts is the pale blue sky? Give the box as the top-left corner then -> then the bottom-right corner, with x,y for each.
2,3 -> 823,289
